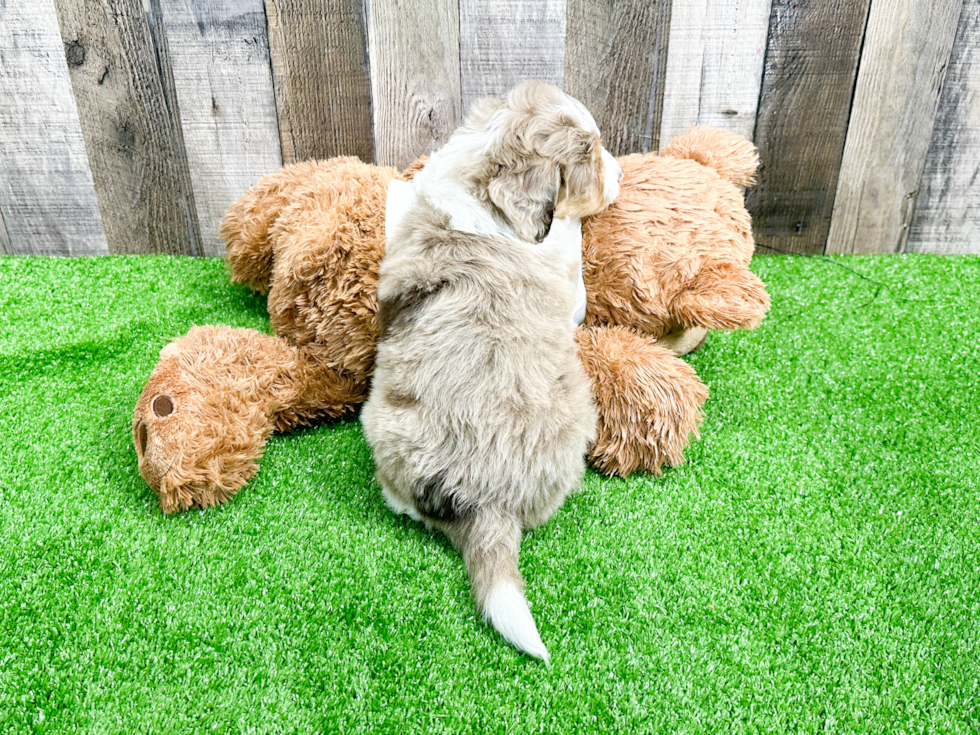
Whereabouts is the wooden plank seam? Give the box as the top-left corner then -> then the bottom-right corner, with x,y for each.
147,0 -> 203,256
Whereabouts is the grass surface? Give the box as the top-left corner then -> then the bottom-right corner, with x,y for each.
0,253 -> 978,733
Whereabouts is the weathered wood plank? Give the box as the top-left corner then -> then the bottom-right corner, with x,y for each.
157,0 -> 283,256
53,0 -> 201,254
368,0 -> 461,170
745,0 -> 872,255
459,0 -> 564,113
264,0 -> 372,164
565,0 -> 672,156
0,207 -> 11,256
0,0 -> 107,256
659,0 -> 772,144
908,1 -> 980,254
827,0 -> 963,254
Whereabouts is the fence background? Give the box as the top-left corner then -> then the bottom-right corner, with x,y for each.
0,0 -> 977,257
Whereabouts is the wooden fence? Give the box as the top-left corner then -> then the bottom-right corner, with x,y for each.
1,0 -> 977,257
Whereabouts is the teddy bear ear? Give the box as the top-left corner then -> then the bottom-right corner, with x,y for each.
671,262 -> 771,331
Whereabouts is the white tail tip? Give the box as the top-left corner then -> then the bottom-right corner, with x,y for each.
483,581 -> 550,663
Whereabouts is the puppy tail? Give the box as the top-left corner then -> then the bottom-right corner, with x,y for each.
450,509 -> 550,663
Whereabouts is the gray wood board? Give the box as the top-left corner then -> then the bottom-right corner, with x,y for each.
53,0 -> 201,254
159,0 -> 283,256
659,0 -> 772,144
459,0 -> 565,114
565,0 -> 672,156
909,0 -> 980,254
827,0 -> 963,254
745,0 -> 872,255
368,0 -> 462,170
0,0 -> 107,256
0,206 -> 11,255
264,0 -> 372,164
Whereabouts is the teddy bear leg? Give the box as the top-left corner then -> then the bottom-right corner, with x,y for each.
134,325 -> 365,513
576,326 -> 709,477
658,325 -> 709,356
671,263 -> 771,332
221,161 -> 340,294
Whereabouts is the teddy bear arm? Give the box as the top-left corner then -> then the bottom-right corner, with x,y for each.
576,325 -> 709,477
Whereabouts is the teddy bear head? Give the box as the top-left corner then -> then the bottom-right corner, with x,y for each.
133,326 -> 285,513
581,127 -> 770,350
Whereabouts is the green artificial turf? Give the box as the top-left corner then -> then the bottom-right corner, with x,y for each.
0,253 -> 978,733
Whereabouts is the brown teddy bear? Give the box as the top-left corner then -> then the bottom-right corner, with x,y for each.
133,127 -> 769,513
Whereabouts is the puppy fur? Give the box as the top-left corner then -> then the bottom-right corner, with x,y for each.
360,82 -> 621,662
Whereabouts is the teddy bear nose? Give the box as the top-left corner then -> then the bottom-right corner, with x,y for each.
152,394 -> 173,417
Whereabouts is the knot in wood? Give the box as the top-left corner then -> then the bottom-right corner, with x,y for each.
66,41 -> 86,66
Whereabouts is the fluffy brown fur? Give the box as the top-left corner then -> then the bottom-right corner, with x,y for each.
576,326 -> 709,476
134,126 -> 768,512
134,326 -> 363,512
583,130 -> 769,341
227,157 -> 395,379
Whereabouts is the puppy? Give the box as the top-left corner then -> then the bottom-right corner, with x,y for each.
361,81 -> 622,661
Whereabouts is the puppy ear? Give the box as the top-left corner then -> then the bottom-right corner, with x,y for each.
486,160 -> 560,243
555,129 -> 604,219
466,95 -> 506,128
